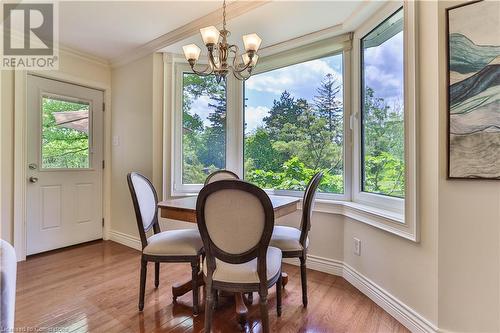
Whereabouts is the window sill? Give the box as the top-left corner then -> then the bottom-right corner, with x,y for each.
311,199 -> 417,242
169,190 -> 415,242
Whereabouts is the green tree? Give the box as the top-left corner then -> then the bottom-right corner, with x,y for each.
42,98 -> 90,168
244,127 -> 280,173
199,93 -> 226,169
362,87 -> 404,197
263,91 -> 308,140
314,73 -> 343,144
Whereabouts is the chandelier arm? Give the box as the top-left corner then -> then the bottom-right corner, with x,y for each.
227,44 -> 255,73
232,67 -> 252,81
190,63 -> 214,76
232,59 -> 253,73
207,47 -> 219,69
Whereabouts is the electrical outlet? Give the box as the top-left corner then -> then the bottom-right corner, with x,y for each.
354,238 -> 361,256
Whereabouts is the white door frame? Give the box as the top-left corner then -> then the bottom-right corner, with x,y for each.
13,70 -> 112,261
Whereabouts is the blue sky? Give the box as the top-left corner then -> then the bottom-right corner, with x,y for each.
187,31 -> 404,133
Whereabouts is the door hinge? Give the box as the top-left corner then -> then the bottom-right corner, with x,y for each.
103,102 -> 105,112
102,160 -> 105,169
102,218 -> 105,227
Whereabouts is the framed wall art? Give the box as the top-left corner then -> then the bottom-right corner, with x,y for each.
446,0 -> 500,179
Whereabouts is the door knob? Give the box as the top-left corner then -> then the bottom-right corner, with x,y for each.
29,176 -> 38,183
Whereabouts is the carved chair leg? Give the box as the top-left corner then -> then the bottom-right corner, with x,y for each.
214,289 -> 219,308
300,256 -> 308,307
259,290 -> 269,333
154,262 -> 160,288
276,272 -> 282,317
191,260 -> 200,316
139,258 -> 147,311
204,281 -> 215,333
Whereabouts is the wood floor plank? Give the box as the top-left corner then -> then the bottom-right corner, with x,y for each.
15,240 -> 409,333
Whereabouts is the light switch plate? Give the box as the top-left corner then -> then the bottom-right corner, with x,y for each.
354,237 -> 361,256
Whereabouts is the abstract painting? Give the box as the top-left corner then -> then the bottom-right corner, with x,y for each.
447,0 -> 500,179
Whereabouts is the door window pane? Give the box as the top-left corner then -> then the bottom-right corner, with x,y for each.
361,8 -> 405,198
244,53 -> 344,194
42,96 -> 90,169
182,73 -> 227,184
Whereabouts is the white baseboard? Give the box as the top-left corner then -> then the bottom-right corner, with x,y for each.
342,263 -> 438,333
283,255 -> 344,277
109,230 -> 142,251
282,254 -> 437,333
109,233 -> 437,333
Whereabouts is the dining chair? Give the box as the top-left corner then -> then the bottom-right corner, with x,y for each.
0,240 -> 16,332
204,169 -> 239,185
197,180 -> 283,333
127,172 -> 203,314
270,172 -> 323,307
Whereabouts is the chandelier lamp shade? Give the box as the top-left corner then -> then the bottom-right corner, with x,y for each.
182,0 -> 262,82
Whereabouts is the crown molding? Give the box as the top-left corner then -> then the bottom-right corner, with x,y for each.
110,0 -> 269,68
59,45 -> 110,68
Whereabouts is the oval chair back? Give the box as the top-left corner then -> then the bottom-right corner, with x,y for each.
196,179 -> 274,277
204,170 -> 239,185
127,172 -> 160,249
299,172 -> 323,247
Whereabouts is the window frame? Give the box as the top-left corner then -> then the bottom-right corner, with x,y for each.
169,2 -> 419,241
243,48 -> 351,201
171,63 -> 240,195
352,0 -> 418,240
39,92 -> 94,171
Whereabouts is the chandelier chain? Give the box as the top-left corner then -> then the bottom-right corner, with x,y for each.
222,0 -> 227,31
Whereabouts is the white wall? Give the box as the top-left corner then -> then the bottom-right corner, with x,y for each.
437,2 -> 500,332
0,51 -> 111,245
110,53 -> 163,239
342,0 -> 440,325
155,3 -> 499,331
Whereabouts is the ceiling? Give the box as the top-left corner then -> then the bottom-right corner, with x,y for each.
59,1 -> 222,60
58,1 -> 386,65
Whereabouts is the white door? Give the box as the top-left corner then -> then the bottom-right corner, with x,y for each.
26,75 -> 104,255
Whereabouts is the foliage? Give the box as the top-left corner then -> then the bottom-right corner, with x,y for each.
314,73 -> 343,144
362,87 -> 405,197
182,74 -> 226,183
41,98 -> 90,169
182,72 -> 404,198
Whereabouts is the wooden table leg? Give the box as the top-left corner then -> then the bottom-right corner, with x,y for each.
282,272 -> 288,287
235,293 -> 248,328
172,272 -> 204,301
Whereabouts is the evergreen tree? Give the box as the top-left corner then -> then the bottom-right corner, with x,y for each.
314,73 -> 343,144
263,91 -> 308,140
199,93 -> 226,169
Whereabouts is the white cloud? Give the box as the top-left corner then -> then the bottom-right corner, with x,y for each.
244,106 -> 270,133
246,58 -> 342,98
188,95 -> 213,126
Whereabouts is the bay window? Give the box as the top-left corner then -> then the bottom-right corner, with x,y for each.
169,1 -> 418,241
244,53 -> 344,196
361,8 -> 405,198
181,73 -> 226,185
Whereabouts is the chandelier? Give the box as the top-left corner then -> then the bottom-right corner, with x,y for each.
182,0 -> 262,82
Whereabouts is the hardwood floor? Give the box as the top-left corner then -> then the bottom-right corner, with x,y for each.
15,240 -> 409,333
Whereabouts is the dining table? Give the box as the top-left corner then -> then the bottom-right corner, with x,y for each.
158,194 -> 300,324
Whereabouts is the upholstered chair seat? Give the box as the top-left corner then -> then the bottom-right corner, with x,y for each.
270,226 -> 309,252
203,247 -> 282,284
127,172 -> 202,315
143,229 -> 203,256
270,172 -> 323,308
197,180 -> 283,333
